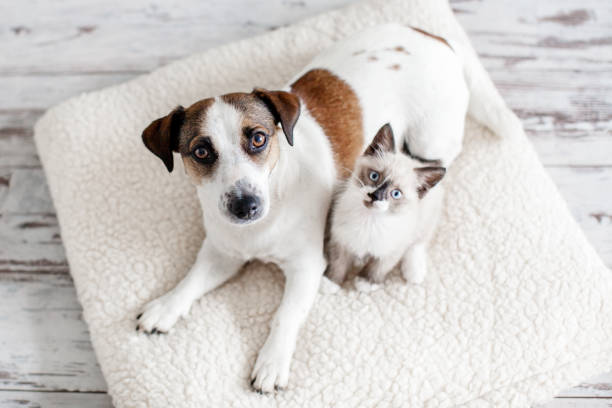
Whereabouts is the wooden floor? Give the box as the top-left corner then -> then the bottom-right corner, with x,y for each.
0,0 -> 610,406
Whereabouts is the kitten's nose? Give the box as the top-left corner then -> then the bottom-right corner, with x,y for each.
368,182 -> 388,202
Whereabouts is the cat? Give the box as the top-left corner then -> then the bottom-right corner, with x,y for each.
322,123 -> 446,293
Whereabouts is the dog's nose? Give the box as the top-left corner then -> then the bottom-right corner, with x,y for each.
229,195 -> 261,220
367,182 -> 388,202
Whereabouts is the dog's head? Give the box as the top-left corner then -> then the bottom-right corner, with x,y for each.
142,89 -> 300,225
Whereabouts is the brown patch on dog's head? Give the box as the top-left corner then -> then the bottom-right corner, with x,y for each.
221,91 -> 287,172
410,26 -> 453,51
251,89 -> 300,146
142,92 -> 290,184
291,69 -> 364,178
142,98 -> 219,175
388,64 -> 401,71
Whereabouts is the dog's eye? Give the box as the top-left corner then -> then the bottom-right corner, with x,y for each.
248,130 -> 268,152
192,145 -> 217,164
369,170 -> 380,182
193,147 -> 209,159
391,189 -> 402,199
251,131 -> 267,148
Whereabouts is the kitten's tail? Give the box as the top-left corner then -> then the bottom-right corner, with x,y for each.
447,38 -> 524,139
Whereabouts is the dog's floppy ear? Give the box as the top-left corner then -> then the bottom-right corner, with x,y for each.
414,166 -> 446,198
252,88 -> 300,146
365,123 -> 395,156
142,106 -> 185,172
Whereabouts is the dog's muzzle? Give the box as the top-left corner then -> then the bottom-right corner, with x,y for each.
228,194 -> 261,221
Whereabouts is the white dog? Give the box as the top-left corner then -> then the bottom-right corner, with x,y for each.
138,23 -> 511,393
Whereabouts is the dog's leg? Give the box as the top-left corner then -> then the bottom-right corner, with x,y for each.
250,252 -> 324,393
136,240 -> 242,334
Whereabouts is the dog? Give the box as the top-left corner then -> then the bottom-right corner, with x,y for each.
137,23 -> 511,393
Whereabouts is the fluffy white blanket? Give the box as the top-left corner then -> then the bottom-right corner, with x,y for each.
34,0 -> 612,406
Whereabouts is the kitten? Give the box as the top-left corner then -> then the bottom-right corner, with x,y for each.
322,123 -> 445,293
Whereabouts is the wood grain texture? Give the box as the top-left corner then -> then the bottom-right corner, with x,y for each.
0,273 -> 105,392
0,391 -> 111,408
537,399 -> 612,408
0,0 -> 611,407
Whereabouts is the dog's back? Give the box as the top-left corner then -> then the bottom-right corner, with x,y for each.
291,23 -> 469,167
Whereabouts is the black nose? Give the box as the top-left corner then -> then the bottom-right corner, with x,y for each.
368,182 -> 388,202
229,195 -> 261,220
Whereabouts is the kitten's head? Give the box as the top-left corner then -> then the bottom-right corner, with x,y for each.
348,123 -> 446,213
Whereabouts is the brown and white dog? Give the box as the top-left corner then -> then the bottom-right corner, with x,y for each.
137,24 -> 506,393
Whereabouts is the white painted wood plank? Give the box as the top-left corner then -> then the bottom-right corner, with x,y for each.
536,398 -> 612,408
0,273 -> 106,392
547,166 -> 612,267
2,0 -> 609,75
0,391 -> 111,408
558,371 -> 612,398
0,0 -> 354,74
452,0 -> 612,72
0,74 -> 134,111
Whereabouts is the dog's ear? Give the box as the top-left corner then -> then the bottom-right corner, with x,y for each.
414,166 -> 446,198
252,88 -> 300,146
365,123 -> 395,156
142,106 -> 185,172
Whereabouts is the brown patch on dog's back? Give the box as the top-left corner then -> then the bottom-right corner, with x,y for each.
291,69 -> 364,178
410,26 -> 453,50
352,50 -> 366,56
367,55 -> 378,62
388,64 -> 401,70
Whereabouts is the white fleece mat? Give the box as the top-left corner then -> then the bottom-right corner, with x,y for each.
34,0 -> 612,406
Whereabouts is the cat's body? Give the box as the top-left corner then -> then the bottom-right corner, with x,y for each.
323,124 -> 445,292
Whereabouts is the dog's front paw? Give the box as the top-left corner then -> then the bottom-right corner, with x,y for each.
136,293 -> 189,334
354,276 -> 381,293
250,341 -> 291,394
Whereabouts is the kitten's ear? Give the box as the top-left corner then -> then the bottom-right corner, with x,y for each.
414,166 -> 446,198
365,123 -> 395,156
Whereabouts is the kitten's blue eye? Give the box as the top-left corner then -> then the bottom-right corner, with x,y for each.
391,189 -> 402,199
369,171 -> 380,182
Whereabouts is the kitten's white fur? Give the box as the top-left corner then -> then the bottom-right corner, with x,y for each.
325,137 -> 444,292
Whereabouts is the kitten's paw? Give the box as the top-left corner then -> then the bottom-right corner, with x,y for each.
319,276 -> 341,294
354,276 -> 381,293
401,265 -> 426,284
401,246 -> 427,284
136,293 -> 190,334
250,340 -> 291,394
